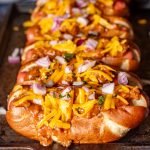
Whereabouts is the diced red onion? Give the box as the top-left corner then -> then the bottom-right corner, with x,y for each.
32,83 -> 46,95
77,17 -> 89,26
76,39 -> 85,46
118,72 -> 128,85
76,0 -> 88,8
88,92 -> 95,100
8,56 -> 20,64
65,66 -> 72,73
85,38 -> 98,50
88,31 -> 98,36
62,13 -> 70,19
78,60 -> 96,73
62,80 -> 69,85
8,48 -> 21,64
73,81 -> 83,86
12,48 -> 20,57
76,33 -> 83,37
72,7 -> 81,15
51,14 -> 70,32
33,99 -> 42,105
0,107 -> 6,115
36,56 -> 51,68
51,20 -> 61,32
55,56 -> 67,65
57,86 -> 64,89
82,86 -> 89,93
53,14 -> 70,24
63,34 -> 73,40
61,87 -> 72,96
102,83 -> 115,94
49,40 -> 58,46
46,80 -> 54,87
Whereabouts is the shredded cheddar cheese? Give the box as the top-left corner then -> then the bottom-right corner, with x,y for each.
103,94 -> 112,110
39,18 -> 54,34
73,100 -> 98,117
13,95 -> 43,106
93,15 -> 113,29
101,36 -> 123,57
37,109 -> 57,128
52,40 -> 76,53
116,95 -> 129,105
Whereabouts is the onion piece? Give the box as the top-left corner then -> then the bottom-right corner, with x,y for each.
55,56 -> 67,65
73,81 -> 84,86
88,92 -> 95,100
61,87 -> 72,96
36,56 -> 51,68
102,83 -> 115,94
63,34 -> 73,40
51,19 -> 61,32
0,107 -> 6,115
32,83 -> 46,95
12,48 -> 20,57
49,40 -> 58,46
82,86 -> 89,93
8,56 -> 20,64
72,7 -> 81,15
46,80 -> 54,87
78,60 -> 96,73
77,17 -> 89,26
62,80 -> 69,85
8,48 -> 21,64
76,39 -> 85,46
85,38 -> 98,50
118,72 -> 128,85
33,99 -> 42,105
88,31 -> 98,36
65,66 -> 72,73
76,0 -> 88,8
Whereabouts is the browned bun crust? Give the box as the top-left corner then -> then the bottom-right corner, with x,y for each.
6,105 -> 39,140
70,105 -> 147,144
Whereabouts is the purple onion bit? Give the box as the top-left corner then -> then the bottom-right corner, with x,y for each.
118,72 -> 128,85
76,39 -> 85,46
32,83 -> 46,95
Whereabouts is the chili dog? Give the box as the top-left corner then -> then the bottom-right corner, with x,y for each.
7,64 -> 148,147
21,37 -> 140,71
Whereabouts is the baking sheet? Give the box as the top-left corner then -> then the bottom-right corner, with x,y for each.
0,3 -> 150,150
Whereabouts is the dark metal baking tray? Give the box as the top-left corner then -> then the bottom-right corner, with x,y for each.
0,3 -> 150,150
